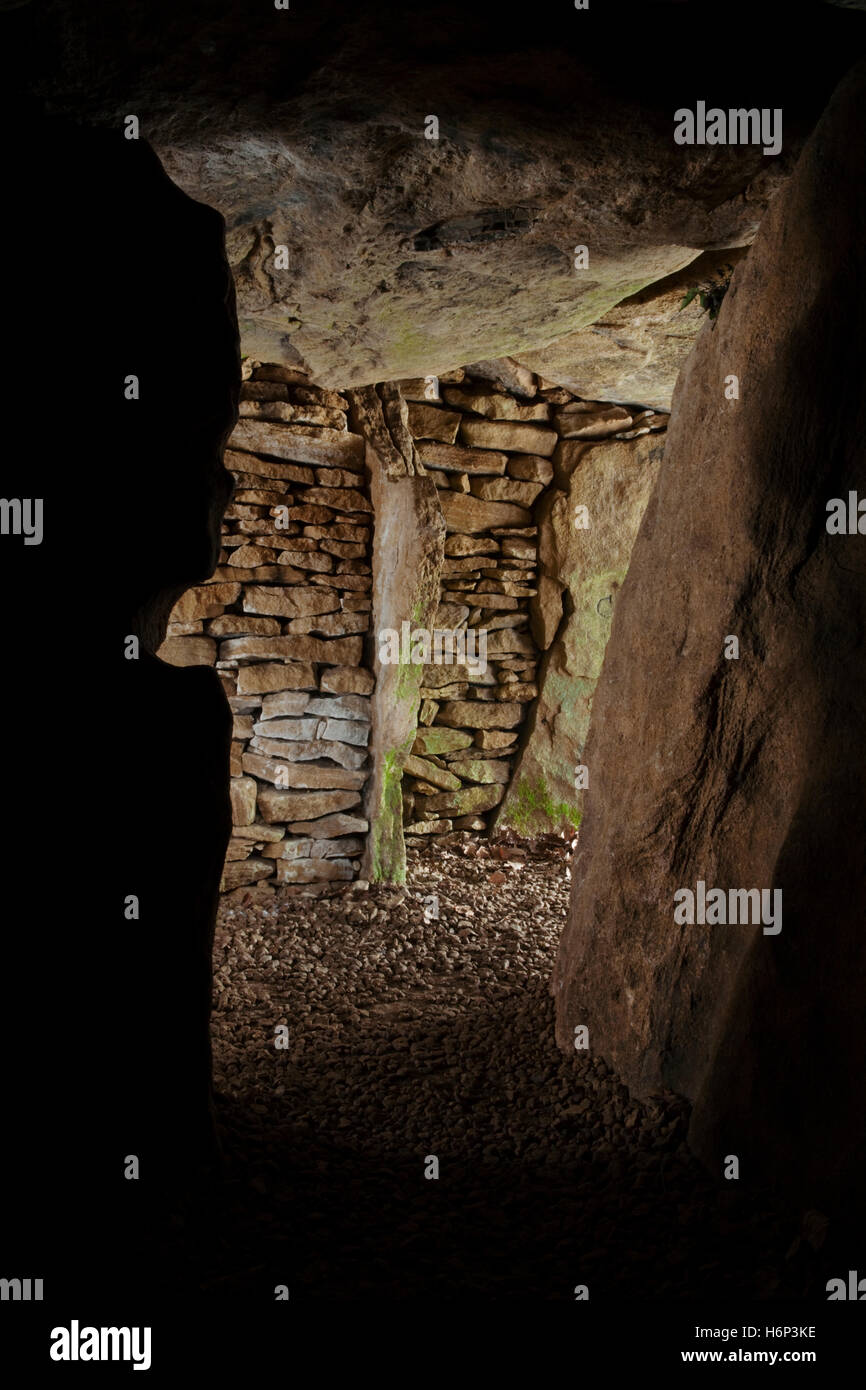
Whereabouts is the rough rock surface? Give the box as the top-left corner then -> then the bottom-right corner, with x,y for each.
351,386 -> 445,882
553,62 -> 866,1208
34,1 -> 857,385
518,249 -> 749,411
497,433 -> 664,835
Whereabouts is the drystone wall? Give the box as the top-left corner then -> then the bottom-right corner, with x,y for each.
159,364 -> 374,893
159,359 -> 668,887
398,366 -> 667,845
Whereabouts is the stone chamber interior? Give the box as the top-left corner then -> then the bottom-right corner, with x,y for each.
3,0 -> 866,1352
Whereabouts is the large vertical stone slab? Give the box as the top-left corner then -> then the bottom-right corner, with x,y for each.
553,62 -> 866,1208
349,386 -> 445,882
496,433 -> 663,836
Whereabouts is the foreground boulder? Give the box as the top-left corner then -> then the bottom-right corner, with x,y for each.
553,61 -> 866,1210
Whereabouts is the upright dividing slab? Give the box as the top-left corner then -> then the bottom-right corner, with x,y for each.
348,385 -> 445,882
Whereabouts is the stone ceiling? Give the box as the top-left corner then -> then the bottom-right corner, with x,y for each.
28,0 -> 865,401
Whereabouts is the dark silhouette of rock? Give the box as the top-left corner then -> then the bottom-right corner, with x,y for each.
553,60 -> 866,1210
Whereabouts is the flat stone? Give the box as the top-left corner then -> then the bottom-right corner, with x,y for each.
436,700 -> 523,729
273,858 -> 356,883
258,787 -> 362,824
506,455 -> 554,485
231,821 -> 285,841
256,690 -> 309,719
406,402 -> 462,443
225,449 -> 316,485
472,594 -> 521,611
403,755 -> 462,791
273,549 -> 333,572
470,477 -> 544,507
157,635 -> 217,666
308,573 -> 372,591
219,635 -> 363,665
251,364 -> 314,385
211,565 -> 285,583
287,812 -> 369,838
320,666 -> 375,695
555,403 -> 633,439
474,729 -> 518,750
238,398 -> 345,429
320,539 -> 366,558
459,419 -> 557,456
439,491 -> 531,534
225,840 -> 254,860
171,582 -> 241,623
304,522 -> 369,542
403,819 -> 452,835
417,783 -> 506,815
447,758 -> 511,784
417,442 -> 507,476
412,727 -> 474,755
420,683 -> 468,700
300,487 -> 372,514
499,682 -> 537,701
230,742 -> 243,777
453,816 -> 488,830
249,736 -> 368,769
501,536 -> 537,559
221,858 -> 273,890
313,468 -> 363,490
304,694 -> 371,721
237,662 -> 317,693
261,835 -> 364,860
232,714 -> 254,741
251,717 -> 319,741
285,612 -> 369,637
316,717 -> 369,746
463,360 -> 536,399
341,594 -> 372,611
434,602 -> 470,628
444,535 -> 499,556
229,419 -> 364,469
442,387 -> 550,422
208,615 -> 281,637
167,621 -> 203,636
223,544 -> 285,568
284,505 -> 334,524
477,580 -> 537,597
396,376 -> 443,402
242,754 -> 367,789
229,776 -> 258,826
243,586 -> 340,619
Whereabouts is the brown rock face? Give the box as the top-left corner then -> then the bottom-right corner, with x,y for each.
552,63 -> 866,1208
38,3 -> 856,385
519,249 -> 748,411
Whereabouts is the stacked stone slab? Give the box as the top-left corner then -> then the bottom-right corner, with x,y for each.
398,366 -> 667,841
159,364 -> 375,891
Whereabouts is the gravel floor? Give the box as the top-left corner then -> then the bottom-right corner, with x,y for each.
145,835 -> 844,1301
